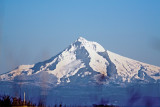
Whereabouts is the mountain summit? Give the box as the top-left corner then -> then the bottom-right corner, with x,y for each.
0,37 -> 160,86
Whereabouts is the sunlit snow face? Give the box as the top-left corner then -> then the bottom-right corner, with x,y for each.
0,37 -> 160,85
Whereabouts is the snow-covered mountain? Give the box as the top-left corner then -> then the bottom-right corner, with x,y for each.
0,37 -> 160,86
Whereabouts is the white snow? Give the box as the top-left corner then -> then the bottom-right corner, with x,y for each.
77,37 -> 105,52
0,37 -> 160,85
0,64 -> 34,81
75,37 -> 109,75
107,50 -> 160,81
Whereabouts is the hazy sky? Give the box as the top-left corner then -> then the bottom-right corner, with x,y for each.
0,0 -> 160,74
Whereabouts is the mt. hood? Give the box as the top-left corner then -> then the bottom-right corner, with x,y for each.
0,37 -> 160,86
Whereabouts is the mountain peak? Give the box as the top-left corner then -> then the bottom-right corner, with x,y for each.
74,37 -> 105,52
1,37 -> 160,85
77,37 -> 87,42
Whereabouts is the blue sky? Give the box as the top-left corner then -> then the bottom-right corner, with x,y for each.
0,0 -> 160,74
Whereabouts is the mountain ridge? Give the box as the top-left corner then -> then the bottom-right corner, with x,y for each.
0,37 -> 160,86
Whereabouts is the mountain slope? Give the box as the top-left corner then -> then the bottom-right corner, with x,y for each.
0,37 -> 160,86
